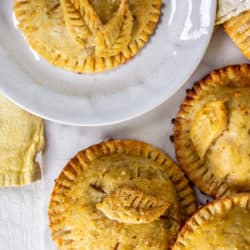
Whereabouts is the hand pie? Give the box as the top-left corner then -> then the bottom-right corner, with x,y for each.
0,95 -> 45,186
14,0 -> 161,73
174,64 -> 250,197
224,10 -> 250,59
172,194 -> 250,250
49,140 -> 196,249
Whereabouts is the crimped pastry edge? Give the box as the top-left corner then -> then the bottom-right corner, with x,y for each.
14,0 -> 162,73
172,193 -> 250,249
174,64 -> 250,198
48,139 -> 196,248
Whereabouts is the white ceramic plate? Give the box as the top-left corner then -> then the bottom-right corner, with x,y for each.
0,0 -> 216,126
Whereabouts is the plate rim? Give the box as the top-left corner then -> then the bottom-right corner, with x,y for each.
0,1 -> 216,126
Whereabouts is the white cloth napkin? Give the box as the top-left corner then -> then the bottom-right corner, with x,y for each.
217,0 -> 250,24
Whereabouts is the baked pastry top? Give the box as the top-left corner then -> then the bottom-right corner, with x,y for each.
224,10 -> 250,60
172,194 -> 250,250
174,65 -> 250,197
0,95 -> 45,186
49,140 -> 196,249
14,0 -> 161,73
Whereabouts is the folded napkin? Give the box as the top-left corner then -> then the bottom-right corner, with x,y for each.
216,0 -> 250,24
0,94 -> 45,187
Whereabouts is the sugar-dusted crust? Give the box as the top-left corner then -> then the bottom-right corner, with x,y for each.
14,0 -> 162,73
174,64 -> 250,198
224,10 -> 250,59
49,140 -> 196,249
172,193 -> 250,250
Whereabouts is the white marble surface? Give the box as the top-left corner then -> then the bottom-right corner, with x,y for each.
0,27 -> 249,250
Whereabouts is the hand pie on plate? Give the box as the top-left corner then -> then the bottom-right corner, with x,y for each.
14,0 -> 161,73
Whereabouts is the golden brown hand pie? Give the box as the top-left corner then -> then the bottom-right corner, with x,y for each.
174,64 -> 250,198
49,140 -> 196,250
224,10 -> 250,60
172,194 -> 250,250
14,0 -> 161,73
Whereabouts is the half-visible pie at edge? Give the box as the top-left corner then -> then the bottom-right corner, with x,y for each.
224,10 -> 250,60
172,194 -> 250,250
49,140 -> 196,249
174,64 -> 250,198
14,0 -> 162,73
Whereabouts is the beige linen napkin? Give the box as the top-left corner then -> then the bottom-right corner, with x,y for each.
0,95 -> 45,186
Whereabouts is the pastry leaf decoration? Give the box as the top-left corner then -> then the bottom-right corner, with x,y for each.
96,186 -> 169,224
61,0 -> 102,47
95,0 -> 133,57
191,100 -> 228,159
61,0 -> 133,55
